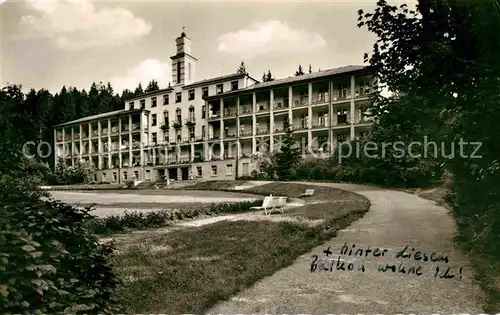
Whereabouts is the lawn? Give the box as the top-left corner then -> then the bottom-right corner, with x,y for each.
110,180 -> 370,313
114,218 -> 361,313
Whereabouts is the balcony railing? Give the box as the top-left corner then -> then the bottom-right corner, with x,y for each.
131,124 -> 140,131
311,93 -> 329,104
223,110 -> 237,118
132,142 -> 141,149
224,133 -> 236,139
172,120 -> 182,128
273,101 -> 289,109
256,103 -> 269,112
121,126 -> 129,133
292,124 -> 308,131
91,131 -> 99,137
208,135 -> 220,141
239,107 -> 252,115
274,128 -> 285,133
73,134 -> 80,140
110,127 -> 119,134
239,131 -> 253,137
208,113 -> 221,120
256,130 -> 269,135
311,122 -> 329,129
294,97 -> 309,107
161,123 -> 169,131
185,118 -> 196,126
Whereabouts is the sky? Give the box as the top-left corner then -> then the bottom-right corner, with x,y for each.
0,0 -> 415,95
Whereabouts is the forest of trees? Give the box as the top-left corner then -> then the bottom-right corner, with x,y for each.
0,80 -> 159,166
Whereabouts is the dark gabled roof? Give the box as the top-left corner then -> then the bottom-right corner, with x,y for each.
54,108 -> 148,128
204,65 -> 370,100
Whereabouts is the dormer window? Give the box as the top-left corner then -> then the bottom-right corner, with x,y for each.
129,102 -> 134,110
231,81 -> 238,91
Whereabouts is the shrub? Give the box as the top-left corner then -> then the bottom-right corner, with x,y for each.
0,199 -> 121,314
85,200 -> 262,235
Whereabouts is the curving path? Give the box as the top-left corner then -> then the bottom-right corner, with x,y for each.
208,181 -> 485,314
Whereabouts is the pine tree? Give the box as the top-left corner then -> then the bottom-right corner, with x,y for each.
262,72 -> 267,82
134,82 -> 144,96
274,118 -> 301,180
266,70 -> 274,82
309,64 -> 312,73
237,62 -> 247,74
145,79 -> 160,93
295,65 -> 304,76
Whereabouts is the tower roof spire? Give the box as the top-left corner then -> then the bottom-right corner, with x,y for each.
181,26 -> 186,37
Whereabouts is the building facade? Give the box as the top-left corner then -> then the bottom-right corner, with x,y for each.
53,31 -> 374,184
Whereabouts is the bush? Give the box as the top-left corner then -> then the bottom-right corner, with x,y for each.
0,198 -> 121,314
85,200 -> 263,235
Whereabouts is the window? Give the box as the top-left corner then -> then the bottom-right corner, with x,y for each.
188,107 -> 195,120
140,99 -> 146,109
189,127 -> 195,140
211,165 -> 218,176
134,171 -> 139,179
226,164 -> 233,175
152,114 -> 157,126
113,172 -> 117,181
164,131 -> 169,142
188,89 -> 195,100
123,171 -> 128,180
176,130 -> 181,142
163,94 -> 169,105
338,84 -> 349,99
151,97 -> 157,107
176,64 -> 181,84
318,111 -> 328,126
176,92 -> 182,103
129,101 -> 134,110
103,172 -> 107,180
196,166 -> 202,177
152,132 -> 157,145
231,81 -> 238,91
337,133 -> 347,143
337,109 -> 348,124
202,105 -> 206,119
216,84 -> 223,94
93,174 -> 97,182
202,126 -> 206,139
145,169 -> 150,180
202,87 -> 209,98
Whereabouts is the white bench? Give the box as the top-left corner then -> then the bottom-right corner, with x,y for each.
251,195 -> 287,215
299,189 -> 315,198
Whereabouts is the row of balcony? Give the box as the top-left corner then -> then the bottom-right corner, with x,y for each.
57,124 -> 142,142
209,91 -> 368,120
160,118 -> 196,130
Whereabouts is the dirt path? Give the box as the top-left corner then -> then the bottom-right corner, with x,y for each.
208,181 -> 485,314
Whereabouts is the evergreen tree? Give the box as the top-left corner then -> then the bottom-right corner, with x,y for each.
266,70 -> 274,82
294,65 -> 304,76
237,62 -> 246,74
134,82 -> 144,96
309,64 -> 312,73
145,79 -> 160,93
262,72 -> 267,82
274,118 -> 301,180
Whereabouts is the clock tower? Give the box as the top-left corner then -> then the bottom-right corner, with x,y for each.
170,28 -> 198,86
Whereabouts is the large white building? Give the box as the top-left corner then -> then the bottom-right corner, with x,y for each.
53,31 -> 374,184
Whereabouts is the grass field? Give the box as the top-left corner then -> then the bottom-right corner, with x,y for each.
111,181 -> 370,313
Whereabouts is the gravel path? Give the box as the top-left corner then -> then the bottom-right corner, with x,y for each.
208,181 -> 486,314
